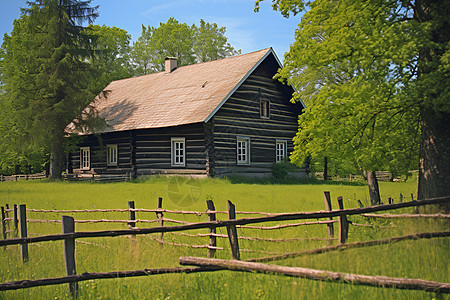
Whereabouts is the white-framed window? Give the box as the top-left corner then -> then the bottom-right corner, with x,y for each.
237,137 -> 250,165
260,99 -> 270,119
107,144 -> 118,166
171,137 -> 185,167
276,140 -> 287,162
80,147 -> 90,170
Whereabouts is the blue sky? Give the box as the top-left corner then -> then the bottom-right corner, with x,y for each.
1,0 -> 303,61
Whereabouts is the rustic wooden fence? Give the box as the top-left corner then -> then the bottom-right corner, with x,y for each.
0,171 -> 47,182
1,195 -> 449,295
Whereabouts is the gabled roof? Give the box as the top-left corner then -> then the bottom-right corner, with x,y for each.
68,48 -> 295,135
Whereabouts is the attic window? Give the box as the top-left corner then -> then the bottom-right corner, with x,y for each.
260,99 -> 270,119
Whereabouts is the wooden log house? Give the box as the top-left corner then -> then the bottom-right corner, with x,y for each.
66,48 -> 306,178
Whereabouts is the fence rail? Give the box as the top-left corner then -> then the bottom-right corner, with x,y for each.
1,195 -> 449,296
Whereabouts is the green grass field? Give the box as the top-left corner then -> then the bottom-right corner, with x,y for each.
0,177 -> 448,299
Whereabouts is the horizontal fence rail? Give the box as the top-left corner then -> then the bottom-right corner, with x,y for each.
1,196 -> 449,247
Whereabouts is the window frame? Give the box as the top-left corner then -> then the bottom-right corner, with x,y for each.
260,99 -> 270,119
107,144 -> 118,167
237,136 -> 250,165
275,140 -> 287,163
171,137 -> 186,167
80,147 -> 90,170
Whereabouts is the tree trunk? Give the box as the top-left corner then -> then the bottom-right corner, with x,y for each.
367,171 -> 381,206
49,136 -> 64,180
418,108 -> 450,211
415,0 -> 450,212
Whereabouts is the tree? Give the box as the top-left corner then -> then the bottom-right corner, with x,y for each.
256,0 -> 449,206
1,0 -> 99,179
131,18 -> 240,75
86,24 -> 133,91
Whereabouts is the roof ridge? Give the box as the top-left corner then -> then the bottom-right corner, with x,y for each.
106,48 -> 272,85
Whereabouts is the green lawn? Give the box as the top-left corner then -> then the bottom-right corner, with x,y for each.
0,177 -> 448,299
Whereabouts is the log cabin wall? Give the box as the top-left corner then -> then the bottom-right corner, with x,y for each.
212,58 -> 302,177
69,123 -> 207,176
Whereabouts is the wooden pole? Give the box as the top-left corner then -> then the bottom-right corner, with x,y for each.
179,257 -> 450,293
1,207 -> 6,240
19,204 -> 28,262
156,197 -> 164,240
62,216 -> 77,297
5,204 -> 9,235
323,192 -> 334,238
399,193 -> 403,203
226,200 -> 240,260
13,204 -> 18,238
206,200 -> 217,258
337,197 -> 348,244
357,200 -> 364,208
128,201 -> 136,229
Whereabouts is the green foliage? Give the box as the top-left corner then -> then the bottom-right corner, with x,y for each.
131,18 -> 240,75
271,160 -> 302,179
0,0 -> 99,177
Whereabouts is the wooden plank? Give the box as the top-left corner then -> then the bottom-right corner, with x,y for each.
13,204 -> 18,237
62,216 -> 77,296
226,200 -> 240,260
179,257 -> 450,293
206,200 -> 217,258
19,205 -> 28,262
323,192 -> 334,238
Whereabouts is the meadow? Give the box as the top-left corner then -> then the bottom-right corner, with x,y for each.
0,177 -> 448,299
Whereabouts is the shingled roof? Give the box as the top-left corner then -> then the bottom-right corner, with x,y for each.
68,48 -> 281,135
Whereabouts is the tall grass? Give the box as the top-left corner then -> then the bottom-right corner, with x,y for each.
0,177 -> 448,299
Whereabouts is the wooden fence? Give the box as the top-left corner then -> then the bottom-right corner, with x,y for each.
0,171 -> 47,182
1,195 -> 449,296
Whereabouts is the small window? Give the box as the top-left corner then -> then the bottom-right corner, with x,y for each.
171,138 -> 185,167
107,144 -> 118,166
80,147 -> 90,170
276,141 -> 287,162
260,99 -> 270,119
237,137 -> 250,165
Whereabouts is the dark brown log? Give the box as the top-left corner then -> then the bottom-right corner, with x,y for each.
128,201 -> 136,229
62,216 -> 77,296
206,200 -> 217,258
179,256 -> 450,293
226,200 -> 240,260
13,205 -> 18,237
246,231 -> 450,263
323,157 -> 328,181
323,192 -> 334,238
0,266 -> 220,291
19,205 -> 28,262
337,196 -> 348,244
1,207 -> 6,240
0,197 -> 449,247
157,197 -> 164,240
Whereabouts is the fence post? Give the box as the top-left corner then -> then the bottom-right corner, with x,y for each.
19,204 -> 28,262
128,201 -> 136,229
156,197 -> 164,240
62,216 -> 77,297
0,174 -> 3,182
323,192 -> 334,238
13,204 -> 18,238
226,200 -> 240,260
337,196 -> 348,244
206,200 -> 217,258
399,193 -> 403,203
1,207 -> 6,240
357,200 -> 364,208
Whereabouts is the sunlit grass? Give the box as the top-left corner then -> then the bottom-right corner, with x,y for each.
0,177 -> 448,299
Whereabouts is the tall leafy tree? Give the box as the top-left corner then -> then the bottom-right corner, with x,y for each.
1,0 -> 99,179
256,0 -> 449,206
131,18 -> 240,75
86,24 -> 133,91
